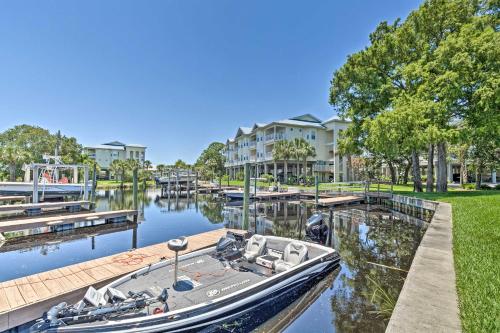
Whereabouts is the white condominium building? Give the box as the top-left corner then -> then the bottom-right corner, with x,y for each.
84,141 -> 147,179
224,114 -> 354,182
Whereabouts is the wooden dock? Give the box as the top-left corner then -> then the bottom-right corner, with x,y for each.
314,195 -> 365,207
0,228 -> 246,331
254,191 -> 301,200
0,200 -> 90,215
0,210 -> 137,233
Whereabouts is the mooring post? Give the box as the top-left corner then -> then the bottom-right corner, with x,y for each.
315,175 -> 319,206
243,163 -> 250,230
187,169 -> 190,197
32,165 -> 39,203
167,170 -> 171,199
327,208 -> 334,247
133,167 -> 138,210
91,163 -> 97,204
175,169 -> 179,196
83,166 -> 89,201
195,171 -> 198,192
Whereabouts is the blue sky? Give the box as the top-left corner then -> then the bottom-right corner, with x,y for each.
0,0 -> 422,164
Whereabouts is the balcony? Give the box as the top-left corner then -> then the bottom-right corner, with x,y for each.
313,164 -> 335,173
249,141 -> 256,148
265,133 -> 286,142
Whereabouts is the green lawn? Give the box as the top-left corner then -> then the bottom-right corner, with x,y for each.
95,180 -> 156,189
393,189 -> 500,332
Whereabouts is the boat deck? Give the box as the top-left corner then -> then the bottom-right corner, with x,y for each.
115,253 -> 269,313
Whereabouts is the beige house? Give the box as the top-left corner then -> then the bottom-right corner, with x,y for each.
85,141 -> 146,179
224,114 -> 353,182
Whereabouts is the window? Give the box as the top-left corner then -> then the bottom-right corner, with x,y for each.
290,128 -> 293,131
129,151 -> 133,159
311,131 -> 316,140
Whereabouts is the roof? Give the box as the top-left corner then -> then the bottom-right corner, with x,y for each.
102,141 -> 126,146
235,127 -> 253,138
289,114 -> 322,123
126,144 -> 146,148
86,145 -> 124,151
274,119 -> 326,129
322,115 -> 351,124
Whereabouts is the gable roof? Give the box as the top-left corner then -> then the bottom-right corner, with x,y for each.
289,114 -> 322,123
102,141 -> 126,146
235,127 -> 252,138
322,115 -> 351,124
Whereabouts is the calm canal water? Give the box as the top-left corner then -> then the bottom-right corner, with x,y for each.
0,189 -> 428,332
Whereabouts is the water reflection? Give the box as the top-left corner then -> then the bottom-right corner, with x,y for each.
0,189 -> 427,332
223,202 -> 427,332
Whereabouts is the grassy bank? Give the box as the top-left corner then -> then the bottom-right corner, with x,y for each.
393,189 -> 500,332
95,180 -> 156,190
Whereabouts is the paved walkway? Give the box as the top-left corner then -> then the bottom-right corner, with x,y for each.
386,202 -> 461,332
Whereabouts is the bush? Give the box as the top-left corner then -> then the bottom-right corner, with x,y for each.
480,184 -> 492,190
495,184 -> 500,190
462,184 -> 476,190
235,171 -> 244,181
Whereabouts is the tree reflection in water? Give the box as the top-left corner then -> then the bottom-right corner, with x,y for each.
223,201 -> 427,332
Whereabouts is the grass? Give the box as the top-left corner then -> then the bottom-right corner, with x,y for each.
392,189 -> 500,332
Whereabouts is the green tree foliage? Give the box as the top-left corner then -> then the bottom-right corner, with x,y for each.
195,142 -> 226,182
173,159 -> 190,170
0,125 -> 83,181
272,140 -> 293,183
329,0 -> 497,193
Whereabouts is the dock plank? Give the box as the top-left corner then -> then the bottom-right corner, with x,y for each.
0,200 -> 89,212
0,228 -> 246,330
3,285 -> 25,308
0,209 -> 137,233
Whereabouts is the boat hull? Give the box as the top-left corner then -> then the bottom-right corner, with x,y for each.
0,182 -> 92,196
43,245 -> 339,332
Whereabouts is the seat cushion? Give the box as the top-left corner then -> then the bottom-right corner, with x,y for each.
243,235 -> 267,262
274,259 -> 294,273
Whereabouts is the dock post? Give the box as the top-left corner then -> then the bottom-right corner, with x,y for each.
33,165 -> 39,203
243,163 -> 250,230
83,166 -> 89,201
195,171 -> 198,193
187,169 -> 190,197
315,175 -> 319,206
176,169 -> 179,196
167,171 -> 171,199
133,167 -> 138,210
327,208 -> 334,247
91,163 -> 97,204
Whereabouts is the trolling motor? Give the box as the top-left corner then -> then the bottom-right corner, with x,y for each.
167,236 -> 188,287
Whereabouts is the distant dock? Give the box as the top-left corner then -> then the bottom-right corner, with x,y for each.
0,228 -> 246,331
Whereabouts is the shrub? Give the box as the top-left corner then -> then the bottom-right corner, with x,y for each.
495,184 -> 500,190
462,184 -> 476,190
480,184 -> 491,190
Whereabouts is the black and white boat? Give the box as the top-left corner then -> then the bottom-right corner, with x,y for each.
31,232 -> 340,332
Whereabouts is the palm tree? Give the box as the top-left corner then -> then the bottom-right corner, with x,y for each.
143,160 -> 152,171
0,145 -> 28,181
292,138 -> 316,180
272,140 -> 292,184
156,164 -> 166,177
110,159 -> 130,188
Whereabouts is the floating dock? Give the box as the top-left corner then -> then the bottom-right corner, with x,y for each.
0,228 -> 246,331
0,200 -> 90,216
313,195 -> 365,207
0,210 -> 137,233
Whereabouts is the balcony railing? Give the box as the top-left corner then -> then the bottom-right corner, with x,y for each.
313,164 -> 335,173
265,133 -> 286,142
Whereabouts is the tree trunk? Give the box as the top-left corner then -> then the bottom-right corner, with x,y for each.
296,161 -> 300,181
303,159 -> 308,179
387,161 -> 397,184
345,155 -> 351,182
411,150 -> 423,192
436,142 -> 448,192
426,144 -> 434,192
460,157 -> 467,186
9,163 -> 16,182
475,159 -> 482,190
403,160 -> 411,185
284,160 -> 288,184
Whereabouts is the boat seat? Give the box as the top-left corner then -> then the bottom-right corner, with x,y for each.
168,237 -> 188,252
243,235 -> 267,262
274,242 -> 308,273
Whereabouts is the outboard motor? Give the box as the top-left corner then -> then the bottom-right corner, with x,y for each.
216,233 -> 237,252
306,213 -> 324,231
